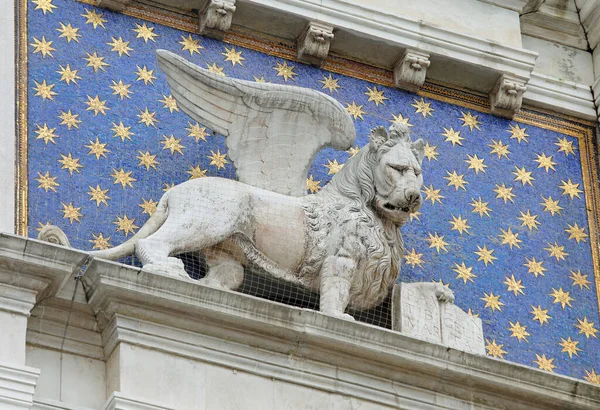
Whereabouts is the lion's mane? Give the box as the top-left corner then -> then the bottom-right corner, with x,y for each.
301,139 -> 406,310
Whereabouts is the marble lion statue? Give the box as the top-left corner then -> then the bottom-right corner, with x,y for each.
87,50 -> 431,320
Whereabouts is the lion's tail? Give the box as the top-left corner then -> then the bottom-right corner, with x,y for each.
90,191 -> 170,261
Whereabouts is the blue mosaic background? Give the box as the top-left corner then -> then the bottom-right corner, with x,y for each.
26,0 -> 599,382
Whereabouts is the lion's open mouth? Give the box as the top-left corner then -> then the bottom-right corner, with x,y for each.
383,203 -> 411,213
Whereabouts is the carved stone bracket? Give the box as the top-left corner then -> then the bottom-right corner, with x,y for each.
296,21 -> 334,66
393,49 -> 431,93
199,0 -> 236,39
490,74 -> 527,119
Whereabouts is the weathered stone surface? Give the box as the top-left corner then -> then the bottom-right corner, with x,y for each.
393,49 -> 431,92
441,303 -> 485,355
199,0 -> 236,39
296,21 -> 334,66
490,73 -> 527,118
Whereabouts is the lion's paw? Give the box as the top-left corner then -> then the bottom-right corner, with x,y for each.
323,311 -> 356,321
435,285 -> 455,304
143,258 -> 190,280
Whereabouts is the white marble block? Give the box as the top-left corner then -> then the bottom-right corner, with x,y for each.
392,282 -> 485,355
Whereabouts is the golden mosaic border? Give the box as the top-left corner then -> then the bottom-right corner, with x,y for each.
18,0 -> 600,310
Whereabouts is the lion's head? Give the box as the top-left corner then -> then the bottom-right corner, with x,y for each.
324,122 -> 425,225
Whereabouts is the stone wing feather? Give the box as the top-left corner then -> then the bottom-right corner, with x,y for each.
156,49 -> 356,196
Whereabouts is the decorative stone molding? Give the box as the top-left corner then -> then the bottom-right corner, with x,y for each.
199,0 -> 236,39
102,393 -> 172,410
593,76 -> 600,120
296,21 -> 334,66
0,363 -> 40,409
489,74 -> 528,118
393,49 -> 431,93
92,0 -> 132,12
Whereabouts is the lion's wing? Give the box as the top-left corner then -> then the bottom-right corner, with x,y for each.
156,49 -> 356,197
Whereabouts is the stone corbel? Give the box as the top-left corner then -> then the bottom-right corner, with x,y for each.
92,0 -> 132,12
393,49 -> 430,93
199,0 -> 236,40
296,21 -> 334,66
490,74 -> 527,119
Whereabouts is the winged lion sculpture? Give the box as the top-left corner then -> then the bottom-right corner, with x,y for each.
84,50 -> 427,320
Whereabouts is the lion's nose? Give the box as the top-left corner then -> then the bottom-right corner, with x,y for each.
405,188 -> 420,203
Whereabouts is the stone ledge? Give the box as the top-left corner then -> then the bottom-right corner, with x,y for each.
592,76 -> 600,120
80,256 -> 600,410
0,362 -> 40,409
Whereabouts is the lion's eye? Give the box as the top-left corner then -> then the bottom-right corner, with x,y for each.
389,165 -> 408,174
414,169 -> 422,176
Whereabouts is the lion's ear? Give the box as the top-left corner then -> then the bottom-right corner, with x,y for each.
369,126 -> 388,151
411,139 -> 425,164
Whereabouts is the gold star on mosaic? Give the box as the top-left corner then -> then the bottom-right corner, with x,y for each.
139,198 -> 158,215
89,233 -> 111,250
179,34 -> 202,55
61,202 -> 82,223
555,136 -> 575,156
136,151 -> 158,170
508,321 -> 529,342
516,210 -> 539,231
253,76 -> 266,83
222,46 -> 244,66
30,37 -> 55,58
324,159 -> 343,175
159,94 -> 178,113
364,86 -> 387,106
58,153 -> 83,175
206,62 -> 226,76
208,150 -> 229,169
493,183 -> 515,203
534,153 -> 556,172
565,222 -> 587,243
559,337 -> 581,358
533,354 -> 555,372
423,142 -> 438,161
274,61 -> 296,81
182,165 -> 205,181
82,8 -> 107,29
114,215 -> 138,236
161,135 -> 185,155
550,287 -> 573,309
35,123 -> 58,144
513,166 -> 535,186
524,257 -> 546,278
187,122 -> 209,142
569,270 -> 590,290
111,121 -> 134,141
584,370 -> 600,384
391,113 -> 413,127
498,227 -> 522,249
87,185 -> 110,206
449,215 -> 470,235
135,65 -> 156,85
111,168 -> 136,189
507,124 -> 529,143
465,154 -> 487,174
576,317 -> 598,338
56,22 -> 81,43
85,95 -> 109,115
540,195 -> 562,216
57,64 -> 81,85
37,222 -> 53,233
409,211 -> 421,222
485,339 -> 507,359
559,179 -> 582,200
137,107 -> 158,127
474,244 -> 496,266
403,248 -> 424,268
504,275 -> 525,296
33,80 -> 57,101
84,51 -> 109,72
163,182 -> 175,192
545,242 -> 568,261
85,138 -> 109,159
453,262 -> 476,284
306,175 -> 321,193
482,292 -> 504,312
468,309 -> 479,318
427,232 -> 449,253
488,140 -> 510,159
133,22 -> 158,43
32,0 -> 57,14
531,305 -> 551,325
347,146 -> 361,157
110,80 -> 133,99
35,171 -> 59,192
470,197 -> 491,218
346,102 -> 365,120
460,111 -> 481,131
423,185 -> 444,205
319,74 -> 340,93
411,98 -> 434,117
445,170 -> 468,191
442,127 -> 463,146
